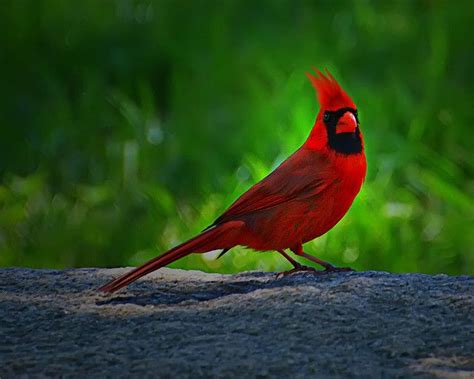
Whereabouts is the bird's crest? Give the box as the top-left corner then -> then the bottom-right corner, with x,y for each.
306,68 -> 355,110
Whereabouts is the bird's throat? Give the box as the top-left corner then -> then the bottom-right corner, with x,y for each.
328,130 -> 363,155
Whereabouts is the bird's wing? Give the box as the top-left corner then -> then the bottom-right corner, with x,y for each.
211,147 -> 333,226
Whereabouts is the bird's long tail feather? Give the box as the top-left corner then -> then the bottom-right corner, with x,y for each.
98,223 -> 240,293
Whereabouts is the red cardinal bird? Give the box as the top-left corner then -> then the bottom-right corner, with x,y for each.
99,68 -> 367,293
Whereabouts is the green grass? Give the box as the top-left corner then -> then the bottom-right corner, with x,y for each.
0,0 -> 473,275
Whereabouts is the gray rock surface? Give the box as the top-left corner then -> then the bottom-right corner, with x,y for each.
1,268 -> 473,378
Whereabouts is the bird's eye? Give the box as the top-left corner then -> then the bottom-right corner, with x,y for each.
323,112 -> 330,122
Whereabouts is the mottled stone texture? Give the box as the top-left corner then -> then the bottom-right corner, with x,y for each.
1,268 -> 473,378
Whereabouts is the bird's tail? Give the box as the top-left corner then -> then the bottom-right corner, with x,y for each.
98,222 -> 241,293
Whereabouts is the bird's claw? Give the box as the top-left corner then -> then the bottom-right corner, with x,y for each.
323,265 -> 355,273
276,264 -> 355,279
276,265 -> 321,279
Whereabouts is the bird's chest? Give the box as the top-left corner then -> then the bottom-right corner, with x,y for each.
326,155 -> 367,211
302,155 -> 366,240
327,175 -> 361,216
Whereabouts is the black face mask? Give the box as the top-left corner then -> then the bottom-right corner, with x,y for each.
323,107 -> 362,155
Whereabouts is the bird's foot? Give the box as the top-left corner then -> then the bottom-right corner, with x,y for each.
323,264 -> 355,273
277,264 -> 355,279
276,264 -> 321,279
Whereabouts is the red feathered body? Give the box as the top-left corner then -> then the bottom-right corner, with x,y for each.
214,146 -> 366,251
99,69 -> 367,293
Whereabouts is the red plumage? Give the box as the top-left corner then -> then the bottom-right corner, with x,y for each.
307,68 -> 356,111
99,69 -> 367,293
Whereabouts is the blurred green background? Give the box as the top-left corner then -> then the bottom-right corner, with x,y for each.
1,0 -> 473,275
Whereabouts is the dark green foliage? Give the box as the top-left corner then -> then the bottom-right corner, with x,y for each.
0,0 -> 472,274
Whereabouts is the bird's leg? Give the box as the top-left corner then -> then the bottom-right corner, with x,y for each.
291,245 -> 354,272
277,249 -> 301,268
276,250 -> 319,278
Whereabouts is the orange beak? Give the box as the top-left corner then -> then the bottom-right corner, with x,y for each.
336,112 -> 357,134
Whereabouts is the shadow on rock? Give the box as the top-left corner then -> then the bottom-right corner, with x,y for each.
95,273 -> 332,306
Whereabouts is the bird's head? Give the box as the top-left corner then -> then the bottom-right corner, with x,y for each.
305,68 -> 363,155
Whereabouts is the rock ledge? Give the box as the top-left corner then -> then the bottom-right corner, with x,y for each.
1,268 -> 473,378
